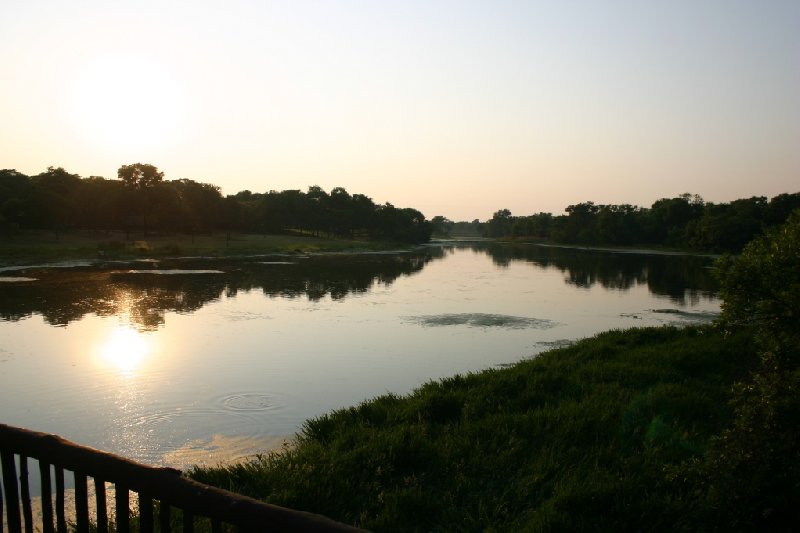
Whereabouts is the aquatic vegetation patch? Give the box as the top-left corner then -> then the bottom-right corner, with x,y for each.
535,339 -> 575,349
406,312 -> 555,329
0,261 -> 93,273
651,308 -> 719,322
112,269 -> 226,275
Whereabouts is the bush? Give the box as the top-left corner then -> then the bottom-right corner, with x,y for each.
716,208 -> 800,367
676,209 -> 800,529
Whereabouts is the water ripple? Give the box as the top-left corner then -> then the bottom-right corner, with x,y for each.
219,392 -> 279,412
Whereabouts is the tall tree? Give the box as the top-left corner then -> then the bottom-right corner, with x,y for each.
487,209 -> 513,238
117,163 -> 164,236
117,163 -> 164,190
33,166 -> 82,235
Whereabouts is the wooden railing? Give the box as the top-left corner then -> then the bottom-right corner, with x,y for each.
0,424 -> 366,533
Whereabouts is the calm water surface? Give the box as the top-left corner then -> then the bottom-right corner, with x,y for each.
0,243 -> 719,469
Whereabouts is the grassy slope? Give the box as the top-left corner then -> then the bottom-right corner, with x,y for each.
190,326 -> 757,532
0,230 -> 399,266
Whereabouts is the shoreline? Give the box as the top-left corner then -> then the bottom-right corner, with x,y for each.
0,230 -> 415,268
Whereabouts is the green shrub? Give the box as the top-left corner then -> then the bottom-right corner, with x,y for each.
674,210 -> 800,530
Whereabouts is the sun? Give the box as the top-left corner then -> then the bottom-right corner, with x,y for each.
66,53 -> 184,153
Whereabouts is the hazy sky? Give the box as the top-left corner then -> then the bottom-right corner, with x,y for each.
2,1 -> 798,220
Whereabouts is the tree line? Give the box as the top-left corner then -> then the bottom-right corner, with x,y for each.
0,164 -> 433,243
471,192 -> 800,253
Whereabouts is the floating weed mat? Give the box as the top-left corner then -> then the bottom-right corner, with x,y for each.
405,313 -> 556,329
650,308 -> 719,322
535,339 -> 575,349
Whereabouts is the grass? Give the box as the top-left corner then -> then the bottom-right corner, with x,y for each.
190,325 -> 758,532
0,230 -> 403,266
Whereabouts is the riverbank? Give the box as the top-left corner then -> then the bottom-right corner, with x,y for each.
0,230 -> 405,267
190,325 -> 758,531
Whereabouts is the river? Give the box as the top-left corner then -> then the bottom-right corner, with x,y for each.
0,242 -> 719,470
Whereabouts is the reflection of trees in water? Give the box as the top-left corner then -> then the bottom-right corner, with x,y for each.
0,273 -> 227,331
476,243 -> 718,304
0,249 -> 443,329
228,250 -> 443,302
113,275 -> 228,330
0,244 -> 712,329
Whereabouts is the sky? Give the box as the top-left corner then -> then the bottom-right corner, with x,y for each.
1,1 -> 798,221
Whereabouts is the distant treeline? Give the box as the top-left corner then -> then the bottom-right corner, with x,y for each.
0,165 -> 433,243
434,192 -> 800,253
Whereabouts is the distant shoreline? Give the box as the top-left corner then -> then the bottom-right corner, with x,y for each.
0,230 -> 412,268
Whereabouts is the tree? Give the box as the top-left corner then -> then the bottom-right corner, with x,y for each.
487,209 -> 512,238
716,208 -> 800,363
117,163 -> 164,190
687,197 -> 767,252
329,187 -> 354,237
677,210 -> 800,529
0,169 -> 35,232
74,176 -> 126,232
169,179 -> 223,233
561,202 -> 599,243
431,216 -> 454,237
117,163 -> 165,236
33,166 -> 82,234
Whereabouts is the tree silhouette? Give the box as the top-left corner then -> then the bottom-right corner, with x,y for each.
118,163 -> 164,236
118,163 -> 164,190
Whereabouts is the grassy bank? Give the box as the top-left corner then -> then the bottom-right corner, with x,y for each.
190,325 -> 758,531
0,230 -> 402,266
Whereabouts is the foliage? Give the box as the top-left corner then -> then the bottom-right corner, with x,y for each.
191,326 -> 757,531
672,210 -> 800,530
430,216 -> 454,237
482,192 -> 800,253
716,209 -> 800,363
117,162 -> 164,190
0,167 -> 433,244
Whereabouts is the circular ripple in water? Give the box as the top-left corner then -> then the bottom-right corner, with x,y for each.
219,392 -> 278,412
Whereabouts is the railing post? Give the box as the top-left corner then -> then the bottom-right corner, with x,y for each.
115,484 -> 130,533
18,456 -> 32,533
159,501 -> 171,533
140,495 -> 154,533
95,479 -> 108,533
75,473 -> 89,533
183,509 -> 194,533
55,467 -> 66,533
40,461 -> 54,533
1,461 -> 5,533
0,451 -> 22,533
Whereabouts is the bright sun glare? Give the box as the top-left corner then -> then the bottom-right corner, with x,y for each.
67,54 -> 183,152
100,325 -> 151,374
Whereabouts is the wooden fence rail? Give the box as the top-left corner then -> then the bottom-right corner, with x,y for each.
0,424 -> 366,533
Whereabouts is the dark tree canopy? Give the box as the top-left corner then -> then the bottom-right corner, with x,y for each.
717,208 -> 800,363
4,162 -> 797,251
675,210 -> 800,530
0,165 -> 433,243
118,163 -> 164,190
480,192 -> 800,253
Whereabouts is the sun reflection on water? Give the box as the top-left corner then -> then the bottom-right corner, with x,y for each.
98,325 -> 152,375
